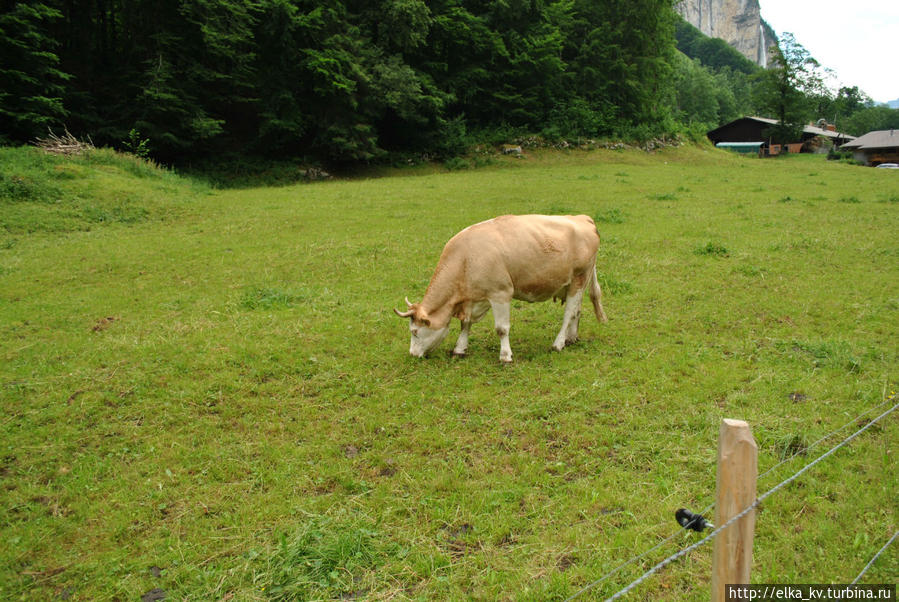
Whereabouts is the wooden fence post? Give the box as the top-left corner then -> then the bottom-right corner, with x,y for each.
711,419 -> 758,602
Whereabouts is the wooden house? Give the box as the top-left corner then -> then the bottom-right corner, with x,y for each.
839,130 -> 899,166
707,116 -> 855,156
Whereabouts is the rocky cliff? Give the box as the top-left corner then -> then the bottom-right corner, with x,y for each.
676,0 -> 777,67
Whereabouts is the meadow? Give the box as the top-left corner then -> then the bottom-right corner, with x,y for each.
1,145 -> 897,600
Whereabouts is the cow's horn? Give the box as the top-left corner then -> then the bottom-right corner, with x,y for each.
394,298 -> 415,318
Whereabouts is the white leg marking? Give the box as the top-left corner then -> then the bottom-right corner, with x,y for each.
490,300 -> 513,363
553,288 -> 585,351
452,321 -> 471,357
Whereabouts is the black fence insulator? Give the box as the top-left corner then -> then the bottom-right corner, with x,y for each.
675,508 -> 713,532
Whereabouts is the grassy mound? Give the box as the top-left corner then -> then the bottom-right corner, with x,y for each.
0,146 -> 208,234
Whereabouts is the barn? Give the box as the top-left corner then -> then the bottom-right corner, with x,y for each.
838,130 -> 899,166
707,116 -> 856,156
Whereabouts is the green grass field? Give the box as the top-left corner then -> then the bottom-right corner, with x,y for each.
1,145 -> 897,600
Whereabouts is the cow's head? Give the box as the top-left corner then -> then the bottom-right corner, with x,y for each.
394,298 -> 449,357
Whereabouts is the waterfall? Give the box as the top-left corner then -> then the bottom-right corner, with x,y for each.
758,23 -> 767,68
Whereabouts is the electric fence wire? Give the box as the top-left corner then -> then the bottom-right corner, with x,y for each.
565,392 -> 896,600
851,531 -> 898,585
564,398 -> 899,602
560,529 -> 683,602
698,391 -> 898,529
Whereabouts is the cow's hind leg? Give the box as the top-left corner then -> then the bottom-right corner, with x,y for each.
553,287 -> 585,351
490,300 -> 513,363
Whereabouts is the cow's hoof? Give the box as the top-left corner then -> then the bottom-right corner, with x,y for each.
551,343 -> 564,352
450,350 -> 467,358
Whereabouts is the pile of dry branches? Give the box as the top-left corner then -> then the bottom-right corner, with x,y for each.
33,127 -> 95,155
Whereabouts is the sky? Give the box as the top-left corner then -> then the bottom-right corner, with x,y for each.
757,1 -> 899,104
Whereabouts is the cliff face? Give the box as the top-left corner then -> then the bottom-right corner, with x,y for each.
676,0 -> 777,67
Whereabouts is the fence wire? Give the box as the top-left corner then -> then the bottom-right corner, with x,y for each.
852,530 -> 898,585
565,397 -> 898,601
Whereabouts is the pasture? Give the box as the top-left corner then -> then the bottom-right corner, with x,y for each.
1,145 -> 897,600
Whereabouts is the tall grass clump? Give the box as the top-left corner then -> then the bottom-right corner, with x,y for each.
261,519 -> 389,600
695,241 -> 729,257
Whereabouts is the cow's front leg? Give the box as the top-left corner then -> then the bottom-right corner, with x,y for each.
553,288 -> 585,351
490,300 -> 513,363
452,302 -> 489,358
452,320 -> 472,357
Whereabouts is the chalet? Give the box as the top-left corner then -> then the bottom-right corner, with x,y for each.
707,116 -> 855,156
838,130 -> 899,166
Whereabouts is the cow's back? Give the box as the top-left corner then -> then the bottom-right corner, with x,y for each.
448,215 -> 599,302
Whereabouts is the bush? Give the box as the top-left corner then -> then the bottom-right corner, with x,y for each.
431,115 -> 471,159
443,157 -> 472,171
827,148 -> 853,162
543,99 -> 614,141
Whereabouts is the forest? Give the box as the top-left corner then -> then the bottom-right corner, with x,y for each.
2,0 -> 898,165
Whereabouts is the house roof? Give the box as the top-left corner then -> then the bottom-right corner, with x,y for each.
707,116 -> 856,142
747,116 -> 855,140
840,129 -> 899,150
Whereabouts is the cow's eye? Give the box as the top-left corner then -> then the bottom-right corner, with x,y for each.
411,328 -> 419,337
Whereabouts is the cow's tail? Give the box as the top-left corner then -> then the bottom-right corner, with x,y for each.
589,260 -> 608,323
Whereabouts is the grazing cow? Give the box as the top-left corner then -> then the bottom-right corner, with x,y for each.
394,214 -> 607,363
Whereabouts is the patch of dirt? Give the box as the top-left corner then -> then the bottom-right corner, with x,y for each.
557,554 -> 577,572
141,588 -> 166,602
91,316 -> 119,332
442,523 -> 477,557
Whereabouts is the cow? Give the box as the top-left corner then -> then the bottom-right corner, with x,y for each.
394,214 -> 607,363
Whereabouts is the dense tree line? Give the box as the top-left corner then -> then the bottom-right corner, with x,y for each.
0,0 -> 678,163
2,0 -> 896,164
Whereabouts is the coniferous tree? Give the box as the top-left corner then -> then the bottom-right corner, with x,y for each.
0,1 -> 70,142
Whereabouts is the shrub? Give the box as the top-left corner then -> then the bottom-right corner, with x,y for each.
443,157 -> 472,171
122,128 -> 151,159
